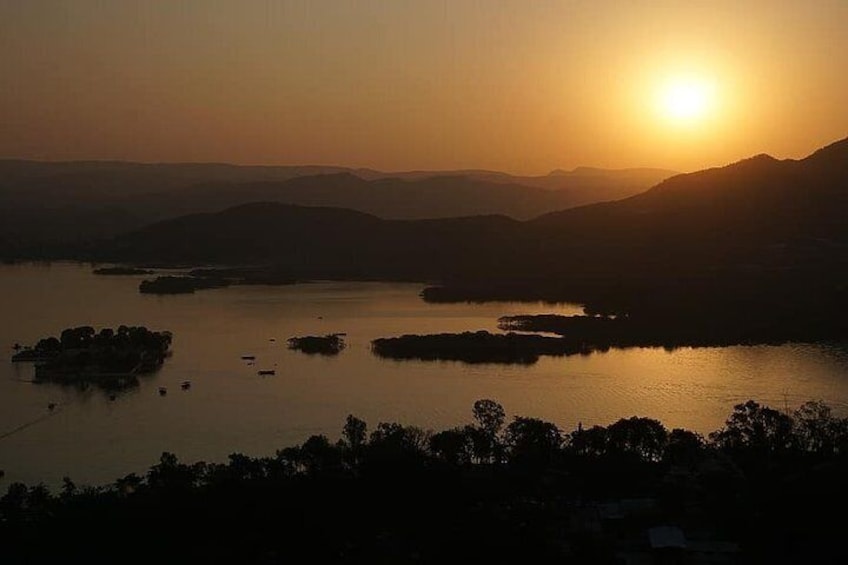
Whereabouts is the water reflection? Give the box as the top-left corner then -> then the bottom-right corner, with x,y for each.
1,262 -> 847,488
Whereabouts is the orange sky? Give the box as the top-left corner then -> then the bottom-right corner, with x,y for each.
2,1 -> 846,174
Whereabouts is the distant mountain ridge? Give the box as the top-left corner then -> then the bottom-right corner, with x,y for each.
0,158 -> 673,255
0,158 -> 673,207
95,136 -> 848,313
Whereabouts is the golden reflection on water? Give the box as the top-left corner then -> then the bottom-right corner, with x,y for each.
1,262 -> 847,487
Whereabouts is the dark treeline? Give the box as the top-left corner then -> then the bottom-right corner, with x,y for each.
3,399 -> 848,563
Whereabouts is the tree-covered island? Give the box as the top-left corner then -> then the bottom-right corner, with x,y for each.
287,333 -> 346,355
92,266 -> 154,275
11,326 -> 172,390
139,275 -> 231,294
371,331 -> 587,364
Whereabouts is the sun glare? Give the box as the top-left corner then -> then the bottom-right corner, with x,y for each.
658,76 -> 715,123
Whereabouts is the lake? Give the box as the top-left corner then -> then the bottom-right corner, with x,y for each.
2,262 -> 848,488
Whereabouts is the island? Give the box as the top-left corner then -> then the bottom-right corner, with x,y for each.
287,333 -> 346,356
370,310 -> 814,366
92,266 -> 154,275
139,275 -> 231,294
498,313 -> 804,349
11,325 -> 173,390
371,330 -> 589,365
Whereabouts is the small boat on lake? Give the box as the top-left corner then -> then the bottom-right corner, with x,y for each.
257,369 -> 275,376
181,380 -> 191,390
158,387 -> 167,396
241,355 -> 256,360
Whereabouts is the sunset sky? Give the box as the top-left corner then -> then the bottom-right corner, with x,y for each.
2,1 -> 846,174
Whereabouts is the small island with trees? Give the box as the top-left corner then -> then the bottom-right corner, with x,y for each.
139,275 -> 231,294
11,325 -> 173,390
371,330 -> 590,365
92,266 -> 154,275
287,333 -> 346,355
137,268 -> 299,295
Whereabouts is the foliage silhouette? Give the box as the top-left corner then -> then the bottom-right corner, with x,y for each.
4,398 -> 848,563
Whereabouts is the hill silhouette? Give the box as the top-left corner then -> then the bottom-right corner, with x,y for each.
103,202 -> 523,281
102,137 -> 848,273
95,136 -> 848,342
127,171 -> 667,222
0,159 -> 670,257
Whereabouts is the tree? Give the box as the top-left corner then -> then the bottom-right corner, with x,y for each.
147,451 -> 200,490
60,326 -> 95,349
792,400 -> 847,456
606,417 -> 668,462
299,435 -> 341,475
429,427 -> 474,466
570,424 -> 609,458
664,428 -> 705,466
504,416 -> 562,466
114,473 -> 144,496
709,400 -> 794,455
472,399 -> 505,438
471,399 -> 505,463
367,422 -> 430,466
342,414 -> 367,452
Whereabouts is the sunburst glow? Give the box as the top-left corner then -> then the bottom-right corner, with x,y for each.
658,76 -> 716,123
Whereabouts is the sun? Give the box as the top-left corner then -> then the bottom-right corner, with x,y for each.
657,76 -> 715,123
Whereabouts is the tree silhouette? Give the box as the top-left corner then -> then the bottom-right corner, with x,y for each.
471,399 -> 505,463
342,415 -> 368,452
709,400 -> 794,455
504,416 -> 562,466
429,427 -> 474,466
606,416 -> 668,462
792,400 -> 848,456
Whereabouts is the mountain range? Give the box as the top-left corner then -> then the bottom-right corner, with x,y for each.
4,136 -> 848,333
0,159 -> 672,254
93,136 -> 848,330
101,137 -> 848,270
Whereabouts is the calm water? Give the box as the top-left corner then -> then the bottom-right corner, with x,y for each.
2,262 -> 848,488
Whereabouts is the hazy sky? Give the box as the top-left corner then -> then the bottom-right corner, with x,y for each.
2,1 -> 846,174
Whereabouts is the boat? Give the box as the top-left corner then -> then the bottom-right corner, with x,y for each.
158,387 -> 167,396
257,369 -> 275,376
241,355 -> 256,360
181,380 -> 191,390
